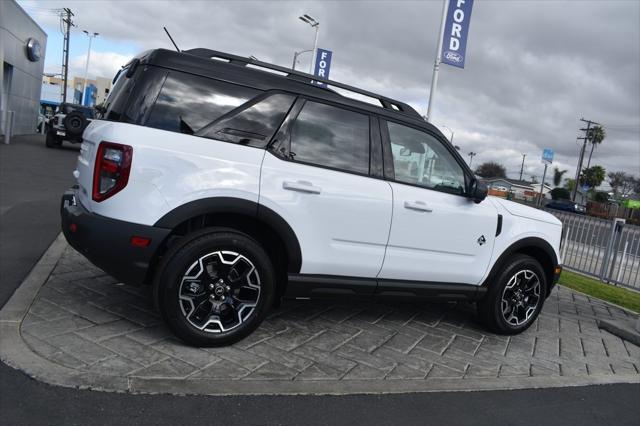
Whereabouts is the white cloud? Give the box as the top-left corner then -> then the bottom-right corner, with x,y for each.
69,51 -> 133,80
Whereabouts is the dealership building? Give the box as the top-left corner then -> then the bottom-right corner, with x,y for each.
1,0 -> 47,137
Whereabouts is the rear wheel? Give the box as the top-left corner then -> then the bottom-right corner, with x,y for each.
158,229 -> 275,347
45,131 -> 62,148
478,254 -> 546,334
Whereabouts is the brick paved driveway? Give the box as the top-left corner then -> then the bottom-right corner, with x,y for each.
20,247 -> 639,389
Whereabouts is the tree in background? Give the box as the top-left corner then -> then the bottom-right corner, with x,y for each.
565,178 -> 576,192
585,125 -> 606,169
593,191 -> 610,203
475,161 -> 507,178
608,171 -> 636,200
553,167 -> 568,187
580,165 -> 606,189
550,187 -> 570,200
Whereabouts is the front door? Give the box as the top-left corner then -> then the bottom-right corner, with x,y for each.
378,120 -> 498,285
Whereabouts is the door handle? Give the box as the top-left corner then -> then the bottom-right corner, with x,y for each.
404,200 -> 433,212
283,180 -> 322,194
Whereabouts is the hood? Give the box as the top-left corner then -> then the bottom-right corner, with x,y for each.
491,198 -> 562,226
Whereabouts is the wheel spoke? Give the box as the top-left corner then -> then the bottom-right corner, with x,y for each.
500,269 -> 541,327
178,250 -> 261,334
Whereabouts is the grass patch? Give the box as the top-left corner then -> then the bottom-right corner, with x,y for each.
558,270 -> 640,314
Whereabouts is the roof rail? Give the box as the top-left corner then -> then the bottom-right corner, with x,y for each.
183,48 -> 421,119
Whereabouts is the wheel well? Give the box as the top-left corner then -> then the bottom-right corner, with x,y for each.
484,239 -> 557,296
148,212 -> 290,299
513,246 -> 554,293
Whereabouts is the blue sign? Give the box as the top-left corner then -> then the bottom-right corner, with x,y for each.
441,0 -> 475,69
313,48 -> 332,87
542,148 -> 554,164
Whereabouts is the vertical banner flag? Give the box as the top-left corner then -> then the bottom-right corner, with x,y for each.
313,48 -> 332,87
441,0 -> 474,68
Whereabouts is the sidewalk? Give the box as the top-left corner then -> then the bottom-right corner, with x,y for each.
1,236 -> 638,396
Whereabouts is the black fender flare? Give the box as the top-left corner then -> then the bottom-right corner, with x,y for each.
482,237 -> 558,289
154,197 -> 302,273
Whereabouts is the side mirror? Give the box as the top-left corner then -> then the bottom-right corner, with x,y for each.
469,179 -> 488,203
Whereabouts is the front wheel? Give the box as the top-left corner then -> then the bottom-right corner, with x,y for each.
157,229 -> 275,347
478,254 -> 546,334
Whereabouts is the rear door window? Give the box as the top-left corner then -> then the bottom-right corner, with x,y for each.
288,100 -> 370,174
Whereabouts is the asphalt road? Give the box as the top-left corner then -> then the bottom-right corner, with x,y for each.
1,134 -> 639,425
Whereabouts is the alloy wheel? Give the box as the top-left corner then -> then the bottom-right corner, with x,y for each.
500,269 -> 541,327
178,250 -> 261,333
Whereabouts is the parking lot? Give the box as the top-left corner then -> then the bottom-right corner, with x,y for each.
6,243 -> 636,395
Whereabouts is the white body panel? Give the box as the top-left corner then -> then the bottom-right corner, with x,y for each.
260,151 -> 393,277
78,121 -> 264,226
379,182 -> 499,284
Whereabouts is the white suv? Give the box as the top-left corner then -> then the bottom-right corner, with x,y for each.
61,48 -> 563,346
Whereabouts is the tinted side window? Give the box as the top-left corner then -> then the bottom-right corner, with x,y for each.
102,64 -> 137,121
387,121 -> 466,195
145,71 -> 260,135
290,101 -> 369,174
197,93 -> 295,148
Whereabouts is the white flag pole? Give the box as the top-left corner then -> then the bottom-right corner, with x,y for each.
426,0 -> 450,123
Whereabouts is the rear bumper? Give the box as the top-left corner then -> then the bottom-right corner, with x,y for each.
60,189 -> 170,285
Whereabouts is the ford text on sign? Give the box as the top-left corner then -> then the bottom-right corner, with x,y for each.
441,0 -> 474,69
313,48 -> 332,87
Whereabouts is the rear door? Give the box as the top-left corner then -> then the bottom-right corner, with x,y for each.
378,120 -> 498,285
260,99 -> 392,285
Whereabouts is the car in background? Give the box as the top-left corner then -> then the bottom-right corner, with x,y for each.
545,199 -> 586,214
46,103 -> 94,148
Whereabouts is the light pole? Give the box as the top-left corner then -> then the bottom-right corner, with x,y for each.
299,14 -> 320,74
468,151 -> 477,167
81,30 -> 99,106
292,49 -> 312,70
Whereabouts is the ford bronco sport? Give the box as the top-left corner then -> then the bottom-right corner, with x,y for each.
61,48 -> 563,346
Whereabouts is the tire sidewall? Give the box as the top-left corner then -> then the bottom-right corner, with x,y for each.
482,254 -> 547,334
159,230 -> 275,347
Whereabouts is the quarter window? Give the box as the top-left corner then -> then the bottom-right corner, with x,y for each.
146,71 -> 260,135
387,121 -> 466,195
289,101 -> 369,174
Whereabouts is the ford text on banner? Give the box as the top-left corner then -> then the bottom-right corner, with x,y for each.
313,48 -> 332,87
441,0 -> 474,68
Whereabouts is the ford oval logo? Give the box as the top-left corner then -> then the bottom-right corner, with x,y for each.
444,51 -> 463,63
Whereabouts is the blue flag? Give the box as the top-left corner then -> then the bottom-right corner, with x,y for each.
313,48 -> 332,87
441,0 -> 474,68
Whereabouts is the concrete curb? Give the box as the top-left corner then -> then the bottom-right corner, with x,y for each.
1,234 -> 639,396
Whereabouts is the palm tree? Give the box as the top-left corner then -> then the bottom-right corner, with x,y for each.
552,167 -> 568,187
585,125 -> 605,169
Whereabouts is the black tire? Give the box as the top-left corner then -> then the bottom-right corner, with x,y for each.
45,131 -> 62,148
157,228 -> 275,347
478,254 -> 546,334
63,111 -> 88,137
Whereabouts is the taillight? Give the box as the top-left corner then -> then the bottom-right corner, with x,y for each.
92,141 -> 132,202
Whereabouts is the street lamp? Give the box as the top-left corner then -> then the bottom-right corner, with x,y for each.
468,151 -> 477,167
81,30 -> 99,106
298,14 -> 320,74
439,124 -> 455,145
292,49 -> 312,70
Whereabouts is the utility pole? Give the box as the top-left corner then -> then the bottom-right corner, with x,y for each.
60,8 -> 74,103
571,118 -> 600,202
519,154 -> 526,181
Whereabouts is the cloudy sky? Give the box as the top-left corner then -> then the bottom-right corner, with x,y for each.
20,0 -> 640,186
